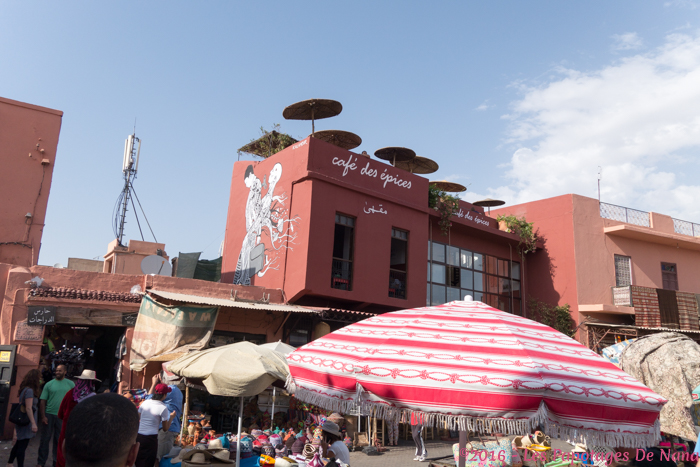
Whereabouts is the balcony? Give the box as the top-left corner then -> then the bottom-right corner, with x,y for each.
612,286 -> 632,306
331,258 -> 352,291
599,202 -> 650,227
389,270 -> 407,299
673,218 -> 700,237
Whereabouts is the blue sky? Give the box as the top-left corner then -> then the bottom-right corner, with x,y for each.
1,1 -> 699,266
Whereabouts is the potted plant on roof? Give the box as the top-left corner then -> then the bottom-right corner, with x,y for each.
496,214 -> 537,254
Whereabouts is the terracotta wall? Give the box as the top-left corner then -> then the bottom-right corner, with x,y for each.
0,97 -> 63,267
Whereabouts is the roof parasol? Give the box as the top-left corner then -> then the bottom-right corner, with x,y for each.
311,130 -> 362,150
374,147 -> 416,166
283,99 -> 342,135
472,197 -> 505,214
429,180 -> 467,193
394,156 -> 439,174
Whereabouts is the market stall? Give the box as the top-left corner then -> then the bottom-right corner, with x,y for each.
286,298 -> 668,467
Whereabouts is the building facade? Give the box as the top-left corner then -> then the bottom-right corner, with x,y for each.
221,136 -> 526,316
492,194 -> 700,348
0,97 -> 62,267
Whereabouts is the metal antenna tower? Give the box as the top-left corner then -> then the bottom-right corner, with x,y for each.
115,133 -> 141,246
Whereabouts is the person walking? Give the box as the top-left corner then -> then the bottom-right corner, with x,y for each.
135,383 -> 176,467
7,369 -> 41,467
146,374 -> 183,464
38,364 -> 74,467
55,369 -> 99,467
411,424 -> 427,462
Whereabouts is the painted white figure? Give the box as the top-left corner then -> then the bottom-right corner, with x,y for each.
233,163 -> 299,285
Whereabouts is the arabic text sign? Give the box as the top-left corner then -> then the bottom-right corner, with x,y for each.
27,306 -> 56,326
14,321 -> 44,341
363,202 -> 387,215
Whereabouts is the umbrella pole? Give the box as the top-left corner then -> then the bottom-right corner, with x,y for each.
458,430 -> 467,467
311,108 -> 315,136
271,387 -> 276,429
237,396 -> 243,467
180,384 -> 189,443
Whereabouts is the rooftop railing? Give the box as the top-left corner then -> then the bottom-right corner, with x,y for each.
672,218 -> 700,237
599,202 -> 650,227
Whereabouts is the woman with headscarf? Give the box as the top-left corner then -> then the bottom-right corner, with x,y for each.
55,369 -> 100,467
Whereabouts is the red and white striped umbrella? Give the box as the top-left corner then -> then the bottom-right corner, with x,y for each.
286,301 -> 666,447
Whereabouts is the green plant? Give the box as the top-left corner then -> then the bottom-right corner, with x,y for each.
496,214 -> 537,254
237,124 -> 297,159
527,298 -> 575,337
428,185 -> 460,235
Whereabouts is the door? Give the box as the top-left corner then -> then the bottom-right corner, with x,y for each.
0,345 -> 17,435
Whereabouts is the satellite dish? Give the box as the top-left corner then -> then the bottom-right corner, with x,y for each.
53,263 -> 64,269
140,255 -> 172,276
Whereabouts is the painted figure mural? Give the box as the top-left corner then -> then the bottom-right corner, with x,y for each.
233,162 -> 299,285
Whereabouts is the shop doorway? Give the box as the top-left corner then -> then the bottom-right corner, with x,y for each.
46,325 -> 126,391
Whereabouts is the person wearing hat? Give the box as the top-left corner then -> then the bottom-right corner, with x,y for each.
146,374 -> 184,465
320,420 -> 350,466
135,383 -> 177,467
55,369 -> 100,467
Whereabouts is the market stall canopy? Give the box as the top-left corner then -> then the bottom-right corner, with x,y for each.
429,180 -> 467,193
167,341 -> 289,397
394,156 -> 439,174
620,332 -> 700,440
286,300 -> 666,448
374,147 -> 416,166
147,289 -> 318,314
283,98 -> 342,134
310,130 -> 362,150
260,341 -> 296,356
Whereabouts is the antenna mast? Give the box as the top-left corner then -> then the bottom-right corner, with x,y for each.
597,166 -> 602,204
116,133 -> 141,246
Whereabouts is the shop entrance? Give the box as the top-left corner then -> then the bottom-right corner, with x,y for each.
45,324 -> 126,391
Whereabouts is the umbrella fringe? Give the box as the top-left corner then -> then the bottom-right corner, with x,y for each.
287,383 -> 661,448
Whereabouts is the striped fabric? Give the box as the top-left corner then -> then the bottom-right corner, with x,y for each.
287,301 -> 666,448
676,292 -> 699,331
631,286 -> 661,328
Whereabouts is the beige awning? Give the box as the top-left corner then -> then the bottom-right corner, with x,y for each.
147,289 -> 318,313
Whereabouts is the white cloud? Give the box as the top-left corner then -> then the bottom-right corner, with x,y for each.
475,101 -> 492,111
492,31 -> 700,221
611,32 -> 643,51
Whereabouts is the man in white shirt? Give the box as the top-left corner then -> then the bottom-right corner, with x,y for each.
134,384 -> 175,467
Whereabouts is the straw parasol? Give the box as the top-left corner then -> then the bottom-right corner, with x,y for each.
311,130 -> 362,150
473,198 -> 505,214
283,99 -> 342,134
394,156 -> 439,174
374,147 -> 416,166
429,180 -> 467,192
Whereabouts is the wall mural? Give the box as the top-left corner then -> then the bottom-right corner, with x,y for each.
233,162 -> 300,285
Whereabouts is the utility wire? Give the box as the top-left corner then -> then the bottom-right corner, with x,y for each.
130,183 -> 158,243
129,194 -> 145,241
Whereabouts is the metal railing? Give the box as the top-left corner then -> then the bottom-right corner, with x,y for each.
672,218 -> 700,237
612,286 -> 632,306
331,258 -> 353,291
389,270 -> 407,299
599,202 -> 650,227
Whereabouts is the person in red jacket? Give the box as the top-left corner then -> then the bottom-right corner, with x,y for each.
55,370 -> 99,467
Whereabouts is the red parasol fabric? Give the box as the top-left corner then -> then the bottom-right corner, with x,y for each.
286,300 -> 666,448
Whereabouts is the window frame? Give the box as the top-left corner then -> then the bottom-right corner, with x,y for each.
614,254 -> 632,287
331,213 -> 356,291
389,228 -> 409,299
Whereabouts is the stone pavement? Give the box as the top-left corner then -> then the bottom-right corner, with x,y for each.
348,439 -> 457,466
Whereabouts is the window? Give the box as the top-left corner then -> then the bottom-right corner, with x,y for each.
614,255 -> 632,287
331,214 -> 355,290
289,329 -> 310,347
661,263 -> 678,291
389,229 -> 408,299
427,241 -> 521,314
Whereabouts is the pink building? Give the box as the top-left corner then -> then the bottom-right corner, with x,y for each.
492,194 -> 700,348
0,97 -> 62,266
